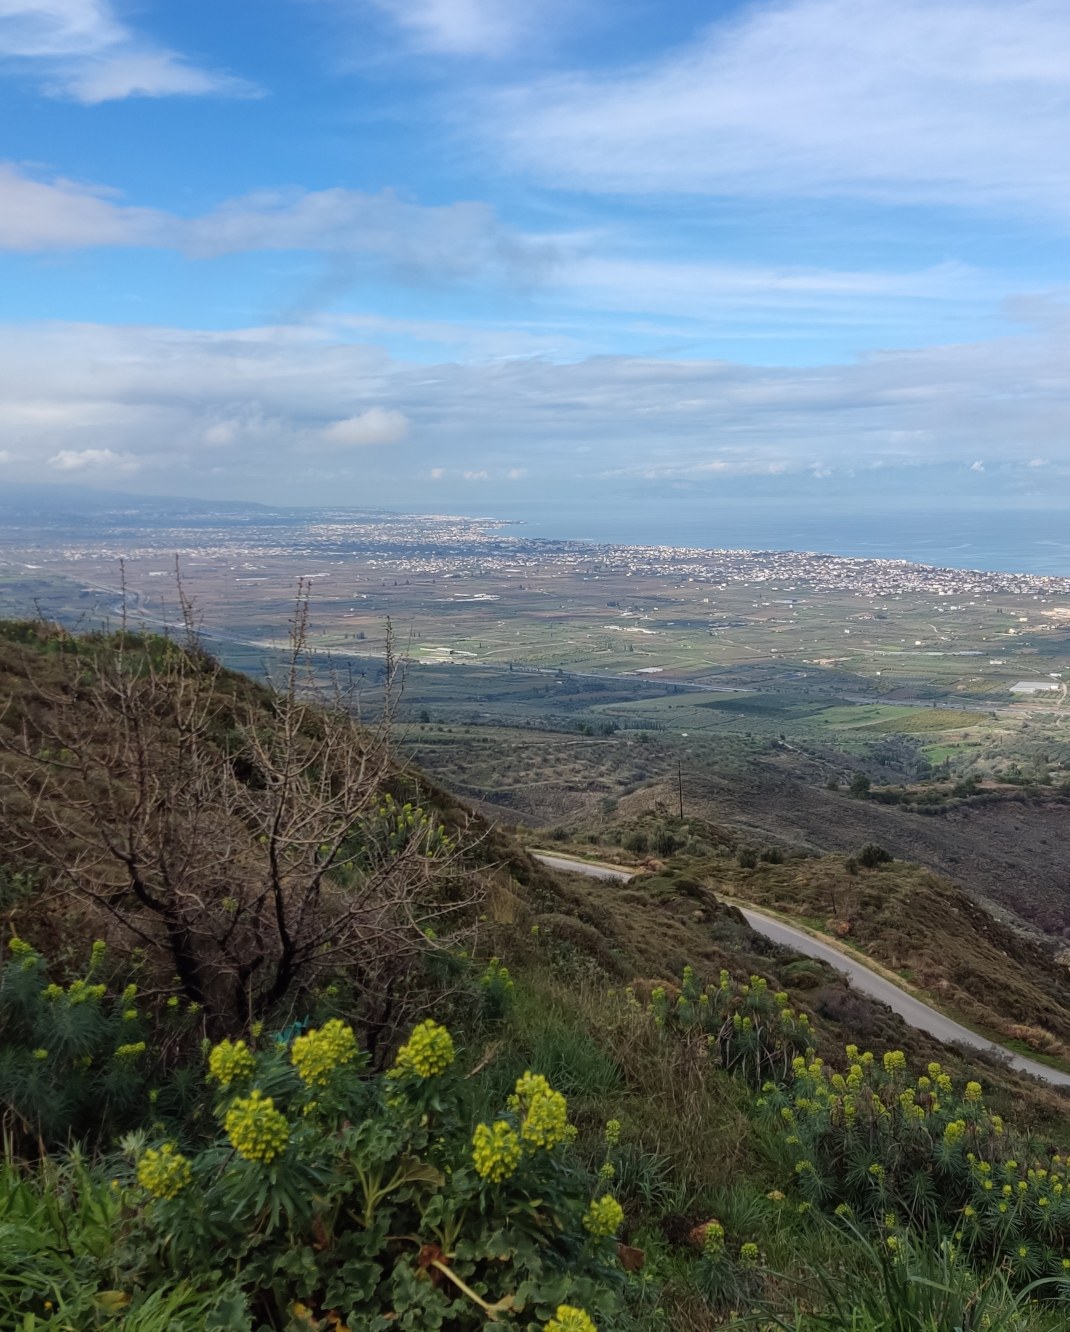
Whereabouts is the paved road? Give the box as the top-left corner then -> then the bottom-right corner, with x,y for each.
531,853 -> 1070,1088
736,907 -> 1070,1087
533,852 -> 637,882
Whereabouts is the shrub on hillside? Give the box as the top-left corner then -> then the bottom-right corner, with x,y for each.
0,933 -> 489,1154
639,966 -> 812,1087
0,936 -> 175,1149
0,617 -> 475,1035
123,1020 -> 625,1332
763,1044 -> 1070,1281
856,843 -> 892,869
650,826 -> 677,857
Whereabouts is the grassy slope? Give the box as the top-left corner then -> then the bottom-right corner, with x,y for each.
4,625 -> 1070,1329
4,625 -> 1068,1165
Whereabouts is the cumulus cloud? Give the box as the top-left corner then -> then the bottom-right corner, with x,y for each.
490,0 -> 1070,215
315,407 -> 410,450
47,447 -> 141,472
0,0 -> 256,102
1,318 -> 1070,500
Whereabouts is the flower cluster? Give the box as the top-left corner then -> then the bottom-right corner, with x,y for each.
374,793 -> 452,858
208,1039 -> 256,1090
472,1120 -> 522,1182
511,1071 -> 571,1149
480,958 -> 514,994
225,1090 -> 290,1163
473,1071 -> 574,1183
138,1143 -> 192,1200
291,1019 -> 358,1086
388,1020 -> 455,1079
545,1306 -> 597,1332
583,1194 -> 624,1239
114,1041 -> 146,1060
703,1221 -> 725,1256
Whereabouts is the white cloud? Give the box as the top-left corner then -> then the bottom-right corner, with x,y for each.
61,52 -> 256,104
0,0 -> 256,102
323,312 -> 588,361
0,166 -> 559,282
2,317 -> 1070,502
0,163 -> 169,250
47,446 -> 141,471
361,0 -> 543,55
316,407 -> 410,449
0,0 -> 123,57
0,163 -> 983,332
179,186 -> 557,278
554,255 -> 976,320
490,0 -> 1070,215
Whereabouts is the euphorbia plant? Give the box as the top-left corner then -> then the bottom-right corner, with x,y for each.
130,1018 -> 627,1332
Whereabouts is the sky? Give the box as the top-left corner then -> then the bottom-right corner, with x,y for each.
2,0 -> 1070,515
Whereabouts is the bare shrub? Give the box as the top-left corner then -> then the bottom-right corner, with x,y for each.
0,588 -> 479,1034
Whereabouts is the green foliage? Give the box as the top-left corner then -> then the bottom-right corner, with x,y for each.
0,936 -> 194,1150
856,843 -> 892,869
123,1018 -> 626,1331
478,957 -> 516,1023
763,1045 -> 1070,1283
649,827 -> 677,857
0,1153 -> 244,1330
797,1220 -> 1060,1332
640,966 -> 812,1087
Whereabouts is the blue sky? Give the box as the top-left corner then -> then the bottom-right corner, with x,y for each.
2,0 -> 1070,511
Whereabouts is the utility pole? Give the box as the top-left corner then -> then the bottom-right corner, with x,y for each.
677,758 -> 684,821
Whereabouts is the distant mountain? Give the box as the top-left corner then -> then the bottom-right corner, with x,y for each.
0,482 -> 275,519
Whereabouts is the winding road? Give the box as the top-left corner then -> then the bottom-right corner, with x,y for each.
531,851 -> 1070,1088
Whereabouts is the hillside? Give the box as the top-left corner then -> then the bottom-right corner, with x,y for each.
408,718 -> 1070,948
4,622 -> 1070,1332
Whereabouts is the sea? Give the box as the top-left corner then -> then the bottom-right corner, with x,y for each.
452,500 -> 1070,580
